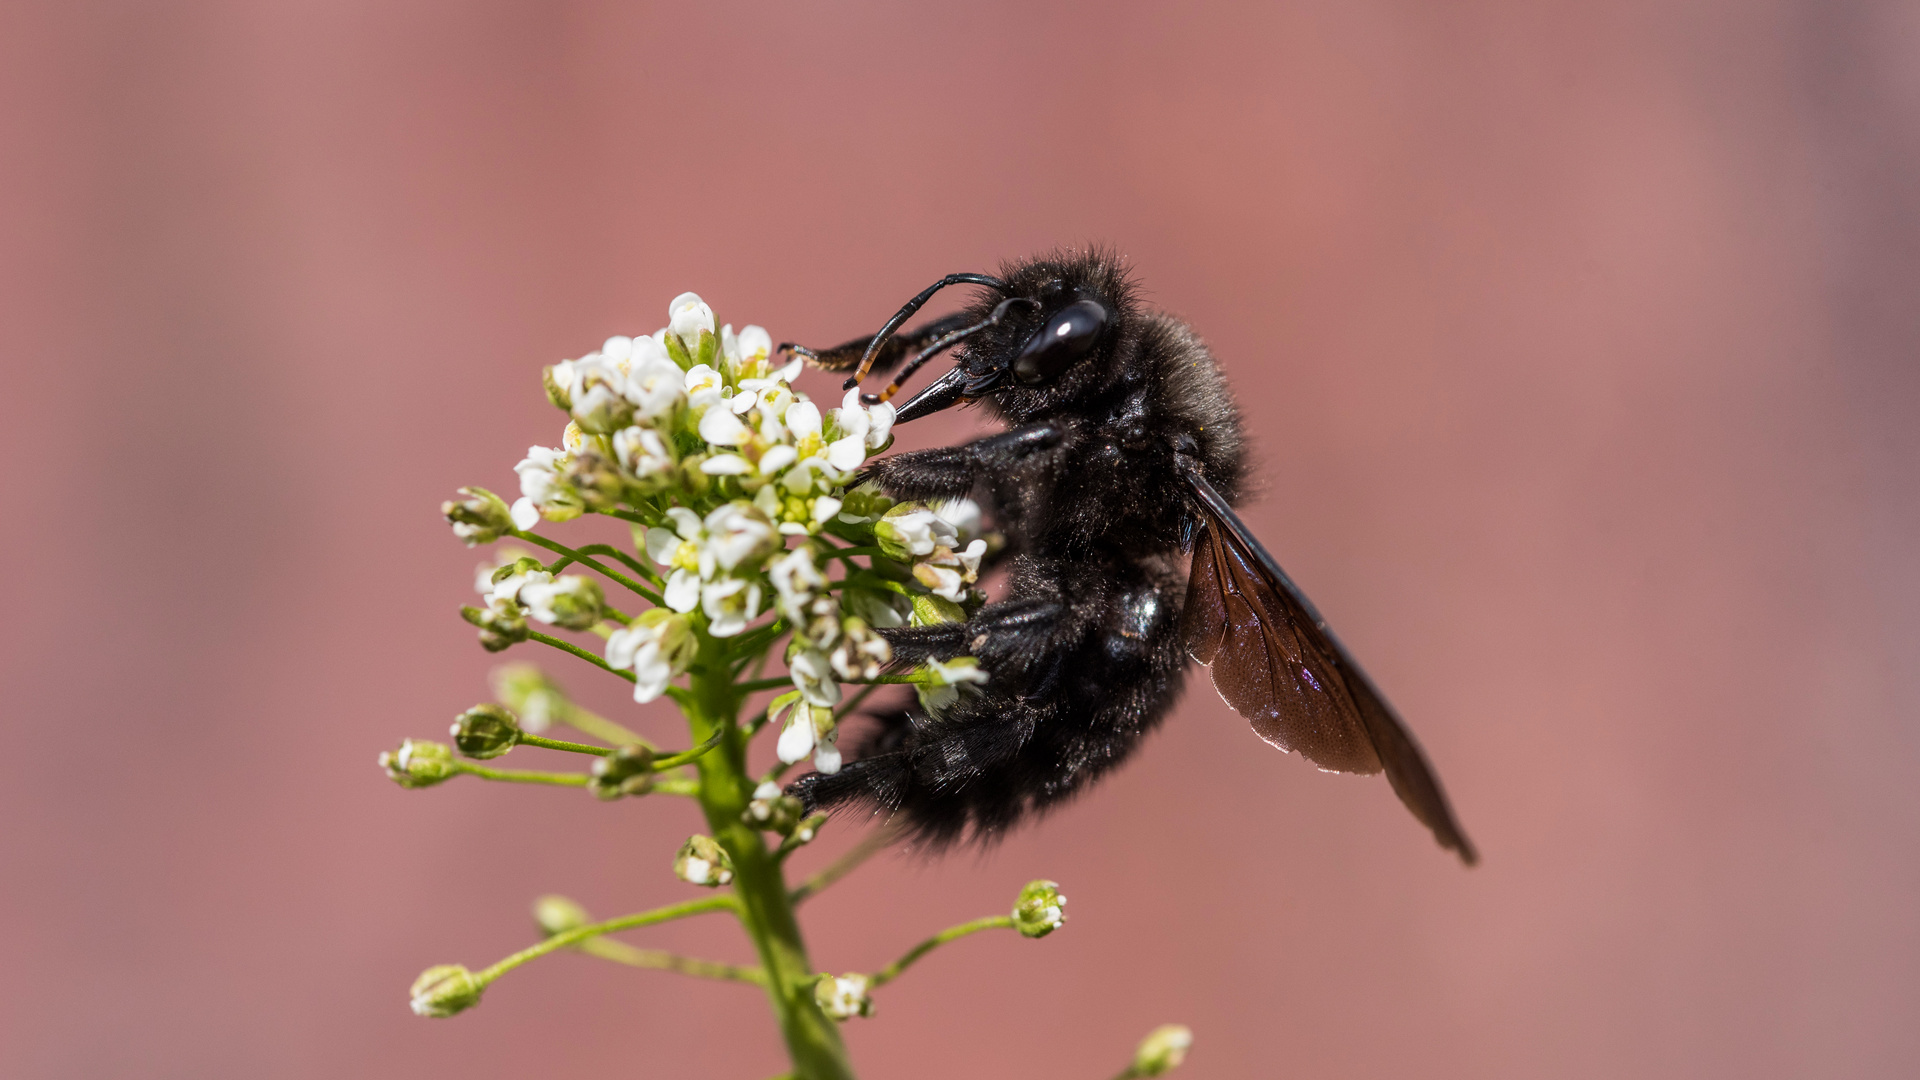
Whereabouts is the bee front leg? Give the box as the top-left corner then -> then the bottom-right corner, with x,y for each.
862,422 -> 1064,502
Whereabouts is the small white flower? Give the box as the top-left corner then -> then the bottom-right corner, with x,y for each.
703,502 -> 778,572
669,291 -> 716,351
612,425 -> 676,479
685,364 -> 726,411
912,538 -> 989,602
815,973 -> 874,1020
488,568 -> 551,608
517,574 -> 603,629
789,646 -> 842,708
701,577 -> 763,637
627,342 -> 684,419
768,547 -> 827,621
605,610 -> 695,703
698,404 -> 751,447
875,505 -> 957,558
514,446 -> 570,504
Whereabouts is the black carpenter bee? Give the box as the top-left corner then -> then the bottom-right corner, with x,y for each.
784,249 -> 1476,864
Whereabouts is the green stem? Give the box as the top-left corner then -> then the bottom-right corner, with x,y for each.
511,530 -> 664,605
456,764 -> 590,786
684,636 -> 854,1080
867,915 -> 1015,988
528,630 -> 634,683
574,938 -> 768,986
652,728 -> 725,769
517,733 -> 615,756
475,895 -> 735,985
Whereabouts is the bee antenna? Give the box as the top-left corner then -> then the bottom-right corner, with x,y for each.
862,297 -> 1038,406
845,273 -> 1007,390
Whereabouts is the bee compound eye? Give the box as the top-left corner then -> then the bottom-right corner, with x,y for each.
1012,300 -> 1108,385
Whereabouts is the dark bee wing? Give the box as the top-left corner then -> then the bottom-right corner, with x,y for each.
1180,463 -> 1478,864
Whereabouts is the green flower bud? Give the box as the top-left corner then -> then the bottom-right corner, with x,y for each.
532,894 -> 591,936
1130,1024 -> 1194,1077
489,663 -> 565,734
814,973 -> 875,1020
874,503 -> 955,560
673,834 -> 734,887
409,964 -> 484,1018
450,703 -> 520,759
461,603 -> 528,652
908,592 -> 967,627
441,486 -> 514,546
588,745 -> 656,800
1012,879 -> 1067,939
379,739 -> 457,789
742,780 -> 806,835
490,557 -> 548,585
541,364 -> 572,410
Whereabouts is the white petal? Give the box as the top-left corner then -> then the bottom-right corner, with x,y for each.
812,496 -> 843,524
784,401 -> 822,441
776,714 -> 815,763
699,407 -> 750,447
737,325 -> 773,360
701,454 -> 752,475
601,335 -> 633,361
758,445 -> 798,475
664,569 -> 701,612
865,401 -> 895,448
729,389 -> 758,414
826,434 -> 867,472
509,497 -> 540,531
812,742 -> 842,774
666,506 -> 704,540
645,526 -> 681,565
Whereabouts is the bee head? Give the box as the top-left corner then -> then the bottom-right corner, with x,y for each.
894,250 -> 1136,424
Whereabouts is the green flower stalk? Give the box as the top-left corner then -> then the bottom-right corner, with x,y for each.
382,290 -> 1183,1078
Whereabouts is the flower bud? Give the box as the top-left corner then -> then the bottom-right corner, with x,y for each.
908,592 -> 967,627
441,486 -> 514,546
1011,879 -> 1067,938
605,609 -> 696,703
1130,1024 -> 1194,1076
409,964 -> 484,1018
814,973 -> 875,1020
379,739 -> 457,789
588,744 -> 656,800
518,574 -> 605,631
541,364 -> 572,410
674,834 -> 734,887
532,894 -> 591,936
743,780 -> 806,835
450,703 -> 520,759
669,292 -> 717,365
461,602 -> 529,652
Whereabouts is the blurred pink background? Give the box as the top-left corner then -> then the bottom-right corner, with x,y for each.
4,2 -> 1918,1077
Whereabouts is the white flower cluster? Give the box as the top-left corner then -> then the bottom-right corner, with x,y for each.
451,290 -> 998,779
